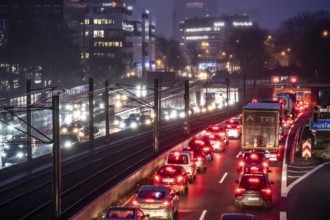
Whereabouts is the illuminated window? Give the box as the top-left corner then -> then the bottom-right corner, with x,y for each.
93,19 -> 115,25
93,30 -> 104,38
84,19 -> 89,25
186,2 -> 204,8
186,36 -> 209,40
186,27 -> 212,32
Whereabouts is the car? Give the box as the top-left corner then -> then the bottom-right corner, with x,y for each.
60,133 -> 80,149
239,163 -> 271,177
153,164 -> 189,195
203,132 -> 226,152
120,118 -> 141,130
281,115 -> 294,128
128,113 -> 142,121
1,134 -> 31,166
204,125 -> 228,144
237,151 -> 270,173
182,147 -> 207,172
139,115 -> 153,126
235,174 -> 274,210
132,185 -> 179,220
220,213 -> 256,220
78,126 -> 100,141
224,119 -> 242,139
103,206 -> 149,220
61,121 -> 87,135
188,138 -> 214,161
164,150 -> 197,182
109,115 -> 122,127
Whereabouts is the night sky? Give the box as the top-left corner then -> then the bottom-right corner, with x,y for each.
137,0 -> 330,38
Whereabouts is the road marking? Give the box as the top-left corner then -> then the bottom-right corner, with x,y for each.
283,161 -> 330,197
287,170 -> 309,173
219,172 -> 228,183
287,165 -> 316,168
199,210 -> 207,220
280,211 -> 286,220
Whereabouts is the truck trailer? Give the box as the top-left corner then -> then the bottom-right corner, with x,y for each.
241,102 -> 281,162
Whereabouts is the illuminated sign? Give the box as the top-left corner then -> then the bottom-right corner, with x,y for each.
214,22 -> 225,27
186,35 -> 209,40
102,2 -> 117,7
233,21 -> 253,26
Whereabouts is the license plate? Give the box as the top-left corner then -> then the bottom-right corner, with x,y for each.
163,178 -> 174,183
247,197 -> 259,201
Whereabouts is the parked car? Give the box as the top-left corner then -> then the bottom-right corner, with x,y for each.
153,164 -> 189,195
132,185 -> 179,220
103,206 -> 149,220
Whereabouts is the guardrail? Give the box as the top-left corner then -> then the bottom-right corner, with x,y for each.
71,138 -> 193,220
289,121 -> 309,164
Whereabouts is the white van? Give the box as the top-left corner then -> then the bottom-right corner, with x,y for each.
165,150 -> 197,183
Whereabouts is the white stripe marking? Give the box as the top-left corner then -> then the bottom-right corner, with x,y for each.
287,170 -> 309,173
280,211 -> 287,220
199,210 -> 207,220
281,126 -> 292,197
287,165 -> 316,168
219,172 -> 228,183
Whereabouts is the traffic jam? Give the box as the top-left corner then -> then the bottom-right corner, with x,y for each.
102,95 -> 309,220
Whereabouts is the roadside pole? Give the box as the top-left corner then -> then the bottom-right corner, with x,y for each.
184,80 -> 190,136
52,95 -> 61,219
153,79 -> 159,155
26,79 -> 32,163
104,80 -> 110,138
89,78 -> 94,149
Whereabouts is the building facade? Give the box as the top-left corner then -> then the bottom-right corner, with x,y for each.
173,0 -> 218,40
82,0 -> 155,80
179,15 -> 255,73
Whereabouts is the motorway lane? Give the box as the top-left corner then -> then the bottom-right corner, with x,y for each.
178,139 -> 284,220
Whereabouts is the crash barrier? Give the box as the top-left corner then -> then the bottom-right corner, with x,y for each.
71,138 -> 193,220
289,122 -> 308,164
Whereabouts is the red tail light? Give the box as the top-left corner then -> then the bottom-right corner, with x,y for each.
203,147 -> 210,152
219,132 -> 225,136
176,175 -> 184,183
261,188 -> 272,195
132,199 -> 140,206
197,156 -> 203,161
154,175 -> 160,182
239,161 -> 245,167
262,161 -> 269,167
235,187 -> 246,195
160,200 -> 171,207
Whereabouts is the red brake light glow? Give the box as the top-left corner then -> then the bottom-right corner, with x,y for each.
132,199 -> 140,206
235,187 -> 246,194
161,200 -> 171,207
248,178 -> 260,183
211,126 -> 219,131
261,188 -> 272,194
250,153 -> 258,159
154,175 -> 160,182
145,199 -> 154,203
176,176 -> 183,183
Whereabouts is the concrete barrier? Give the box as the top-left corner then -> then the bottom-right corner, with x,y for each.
71,138 -> 192,220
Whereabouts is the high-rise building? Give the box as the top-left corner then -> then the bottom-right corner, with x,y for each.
179,15 -> 255,72
83,0 -> 155,79
173,0 -> 218,40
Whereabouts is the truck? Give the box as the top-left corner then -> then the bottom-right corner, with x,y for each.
241,102 -> 281,162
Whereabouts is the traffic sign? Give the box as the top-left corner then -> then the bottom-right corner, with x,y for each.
302,139 -> 312,158
310,119 -> 330,131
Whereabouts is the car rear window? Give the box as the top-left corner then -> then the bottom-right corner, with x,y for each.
138,191 -> 165,199
167,154 -> 189,164
158,165 -> 181,176
240,176 -> 267,189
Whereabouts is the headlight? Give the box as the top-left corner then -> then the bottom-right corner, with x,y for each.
1,152 -> 7,157
114,119 -> 120,125
61,127 -> 68,133
179,111 -> 185,118
119,123 -> 126,129
16,152 -> 24,158
64,141 -> 72,148
73,128 -> 79,133
145,119 -> 151,125
130,121 -> 138,129
4,144 -> 9,150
